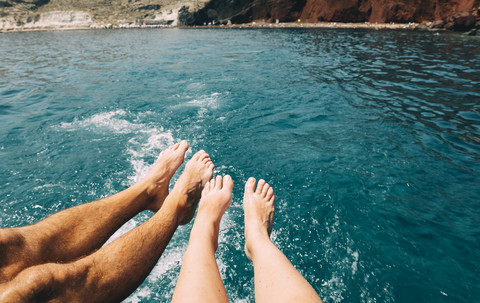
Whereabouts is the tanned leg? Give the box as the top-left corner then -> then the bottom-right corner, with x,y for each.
172,175 -> 233,303
243,178 -> 323,303
0,140 -> 189,283
0,150 -> 214,303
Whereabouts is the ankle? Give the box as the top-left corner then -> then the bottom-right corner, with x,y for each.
161,189 -> 195,225
245,237 -> 273,262
190,219 -> 220,249
195,212 -> 222,230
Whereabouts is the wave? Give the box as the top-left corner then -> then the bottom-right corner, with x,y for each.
56,109 -> 177,186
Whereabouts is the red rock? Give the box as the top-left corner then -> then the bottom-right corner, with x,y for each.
451,12 -> 476,30
295,0 -> 478,24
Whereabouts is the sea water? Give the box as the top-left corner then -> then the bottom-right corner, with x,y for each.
0,28 -> 479,302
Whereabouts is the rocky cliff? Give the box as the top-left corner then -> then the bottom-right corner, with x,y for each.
186,0 -> 480,24
300,0 -> 479,23
0,0 -> 209,30
1,0 -> 479,31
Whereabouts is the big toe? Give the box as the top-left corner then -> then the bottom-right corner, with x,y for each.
223,175 -> 234,191
244,177 -> 256,194
177,140 -> 189,152
193,150 -> 207,160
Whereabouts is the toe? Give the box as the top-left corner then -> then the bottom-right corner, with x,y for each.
266,187 -> 274,200
261,183 -> 270,196
256,179 -> 266,194
178,140 -> 188,151
194,150 -> 205,160
203,181 -> 210,194
199,153 -> 210,161
215,175 -> 222,189
244,177 -> 256,193
223,175 -> 234,191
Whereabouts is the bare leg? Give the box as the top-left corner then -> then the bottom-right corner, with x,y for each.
243,178 -> 323,303
0,141 -> 189,283
0,150 -> 214,303
172,175 -> 233,303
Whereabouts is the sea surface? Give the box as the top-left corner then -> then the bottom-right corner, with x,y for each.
1,28 -> 479,302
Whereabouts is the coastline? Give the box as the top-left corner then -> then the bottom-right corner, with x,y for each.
0,21 -> 416,33
2,20 -> 478,34
199,21 -> 415,30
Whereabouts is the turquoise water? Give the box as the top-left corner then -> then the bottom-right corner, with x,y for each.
1,28 -> 479,302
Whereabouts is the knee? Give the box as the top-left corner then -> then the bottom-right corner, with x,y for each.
20,263 -> 59,296
0,229 -> 28,282
26,262 -> 90,289
0,229 -> 26,261
25,263 -> 58,285
0,263 -> 58,301
20,262 -> 92,300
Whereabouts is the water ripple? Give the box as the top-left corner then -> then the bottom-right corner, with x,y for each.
1,28 -> 479,302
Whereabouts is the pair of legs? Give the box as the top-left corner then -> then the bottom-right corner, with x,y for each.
0,140 -> 323,302
172,176 -> 323,303
0,140 -> 215,302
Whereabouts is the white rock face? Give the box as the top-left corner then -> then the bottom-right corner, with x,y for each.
0,10 -> 93,31
0,17 -> 16,31
153,8 -> 180,26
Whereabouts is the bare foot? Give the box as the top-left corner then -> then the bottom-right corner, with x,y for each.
197,175 -> 234,224
243,177 -> 275,261
171,150 -> 214,225
143,140 -> 189,212
194,175 -> 234,249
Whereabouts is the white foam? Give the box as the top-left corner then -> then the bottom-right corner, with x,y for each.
58,110 -> 133,134
125,286 -> 153,303
148,244 -> 187,279
351,250 -> 359,275
124,243 -> 188,301
185,92 -> 220,107
173,92 -> 223,118
56,110 -> 177,186
125,132 -> 176,185
33,183 -> 58,191
320,212 -> 363,302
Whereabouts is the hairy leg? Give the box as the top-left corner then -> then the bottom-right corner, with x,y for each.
0,140 -> 188,283
172,175 -> 233,303
243,178 -> 323,303
0,150 -> 214,303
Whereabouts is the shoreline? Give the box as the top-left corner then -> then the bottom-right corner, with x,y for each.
196,21 -> 416,30
0,21 -> 417,33
3,20 -> 477,33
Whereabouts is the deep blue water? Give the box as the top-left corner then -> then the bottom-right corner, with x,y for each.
1,28 -> 479,302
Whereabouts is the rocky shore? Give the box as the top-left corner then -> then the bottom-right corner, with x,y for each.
414,9 -> 480,35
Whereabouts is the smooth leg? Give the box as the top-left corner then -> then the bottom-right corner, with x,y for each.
0,141 -> 189,283
172,175 -> 234,303
243,178 -> 323,303
0,150 -> 214,303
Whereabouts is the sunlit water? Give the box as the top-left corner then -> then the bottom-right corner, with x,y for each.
1,28 -> 479,302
